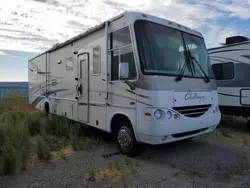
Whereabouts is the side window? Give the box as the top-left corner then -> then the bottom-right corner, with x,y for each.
93,46 -> 101,75
65,57 -> 73,72
109,26 -> 136,81
212,62 -> 234,80
112,27 -> 132,49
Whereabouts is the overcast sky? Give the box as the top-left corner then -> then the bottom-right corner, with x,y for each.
0,0 -> 250,81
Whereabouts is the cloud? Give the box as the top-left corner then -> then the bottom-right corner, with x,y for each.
31,0 -> 60,6
0,49 -> 29,59
0,70 -> 28,81
203,26 -> 245,48
0,0 -> 249,52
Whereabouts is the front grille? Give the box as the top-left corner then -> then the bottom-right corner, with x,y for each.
173,104 -> 211,118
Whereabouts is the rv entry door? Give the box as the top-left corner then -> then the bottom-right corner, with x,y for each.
76,52 -> 89,123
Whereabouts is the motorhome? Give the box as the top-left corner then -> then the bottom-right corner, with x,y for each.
208,36 -> 250,117
28,11 -> 221,156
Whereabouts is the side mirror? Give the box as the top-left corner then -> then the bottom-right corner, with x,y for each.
119,62 -> 129,80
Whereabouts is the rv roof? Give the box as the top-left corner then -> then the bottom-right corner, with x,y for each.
30,11 -> 203,61
208,36 -> 250,51
29,12 -> 124,61
208,40 -> 250,51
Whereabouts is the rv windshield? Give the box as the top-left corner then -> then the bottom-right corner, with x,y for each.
134,20 -> 214,79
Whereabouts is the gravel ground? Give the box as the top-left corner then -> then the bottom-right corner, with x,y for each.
0,132 -> 250,188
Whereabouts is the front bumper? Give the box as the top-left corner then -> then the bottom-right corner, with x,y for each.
137,125 -> 217,145
136,105 -> 221,145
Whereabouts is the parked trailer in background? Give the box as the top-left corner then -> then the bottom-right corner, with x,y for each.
28,11 -> 221,156
208,36 -> 250,117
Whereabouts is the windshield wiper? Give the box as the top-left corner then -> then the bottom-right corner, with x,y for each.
176,34 -> 196,82
175,54 -> 210,83
185,44 -> 210,83
175,58 -> 188,82
175,54 -> 195,82
189,55 -> 210,83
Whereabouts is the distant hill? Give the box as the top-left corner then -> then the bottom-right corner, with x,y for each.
0,82 -> 28,98
0,82 -> 28,88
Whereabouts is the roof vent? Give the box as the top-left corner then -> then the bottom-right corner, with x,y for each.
225,36 -> 249,45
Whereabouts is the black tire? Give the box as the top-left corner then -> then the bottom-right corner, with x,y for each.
115,121 -> 142,157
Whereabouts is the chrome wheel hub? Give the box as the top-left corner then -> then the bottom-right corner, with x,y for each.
117,128 -> 132,149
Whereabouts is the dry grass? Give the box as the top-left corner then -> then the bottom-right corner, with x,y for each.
94,156 -> 140,182
220,115 -> 249,131
95,168 -> 120,181
0,95 -> 96,176
207,127 -> 250,148
87,164 -> 96,181
205,115 -> 250,148
0,95 -> 39,113
51,146 -> 73,161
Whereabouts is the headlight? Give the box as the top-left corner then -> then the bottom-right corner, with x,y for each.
174,113 -> 180,119
154,109 -> 164,119
166,111 -> 172,119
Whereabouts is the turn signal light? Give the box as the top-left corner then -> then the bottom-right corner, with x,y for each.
145,112 -> 151,116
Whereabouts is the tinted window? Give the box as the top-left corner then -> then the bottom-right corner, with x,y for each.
134,20 -> 214,78
110,27 -> 131,49
93,46 -> 101,75
212,62 -> 234,80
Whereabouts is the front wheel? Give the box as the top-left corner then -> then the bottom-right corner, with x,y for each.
116,122 -> 142,157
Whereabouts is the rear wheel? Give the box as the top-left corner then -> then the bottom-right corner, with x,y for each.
115,121 -> 142,157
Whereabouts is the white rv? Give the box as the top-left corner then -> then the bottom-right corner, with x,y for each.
208,36 -> 250,117
29,11 -> 221,156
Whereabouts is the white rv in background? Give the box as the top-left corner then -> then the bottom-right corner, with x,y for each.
29,11 -> 221,156
208,36 -> 250,117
